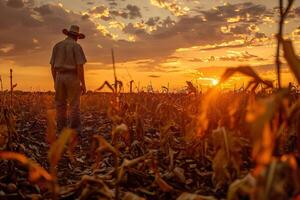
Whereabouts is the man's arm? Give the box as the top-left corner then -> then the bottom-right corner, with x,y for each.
51,65 -> 56,81
77,64 -> 86,94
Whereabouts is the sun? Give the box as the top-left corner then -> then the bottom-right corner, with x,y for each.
211,79 -> 219,86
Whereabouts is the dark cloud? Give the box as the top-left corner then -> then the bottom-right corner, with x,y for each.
125,4 -> 142,19
6,0 -> 24,8
148,75 -> 160,78
89,5 -> 107,14
109,10 -> 127,19
106,0 -> 118,8
255,32 -> 267,39
89,4 -> 142,20
295,7 -> 300,15
219,51 -> 258,62
0,0 -> 274,73
230,24 -> 252,35
34,4 -> 52,15
199,2 -> 269,23
123,23 -> 147,35
0,0 -> 105,66
81,14 -> 89,20
146,17 -> 160,26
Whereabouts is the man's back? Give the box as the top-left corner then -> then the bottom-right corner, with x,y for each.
50,37 -> 86,70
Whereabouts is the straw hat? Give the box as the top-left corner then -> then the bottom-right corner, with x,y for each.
62,25 -> 85,39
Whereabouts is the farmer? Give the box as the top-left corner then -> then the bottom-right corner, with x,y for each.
50,25 -> 87,134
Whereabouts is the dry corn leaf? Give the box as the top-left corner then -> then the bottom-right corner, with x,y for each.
282,39 -> 300,84
246,92 -> 287,165
154,172 -> 173,192
219,66 -> 273,89
48,128 -> 77,167
227,173 -> 256,200
0,151 -> 52,182
93,135 -> 119,155
112,123 -> 130,146
253,155 -> 300,200
46,109 -> 56,144
97,81 -> 115,93
177,192 -> 217,200
123,192 -> 145,200
118,152 -> 152,182
0,124 -> 8,150
212,127 -> 242,189
79,175 -> 114,199
173,167 -> 186,184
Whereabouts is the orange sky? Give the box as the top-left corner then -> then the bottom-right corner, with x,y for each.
0,0 -> 300,91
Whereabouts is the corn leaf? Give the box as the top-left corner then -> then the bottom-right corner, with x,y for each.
219,66 -> 273,89
123,192 -> 145,200
0,124 -> 8,150
48,128 -> 77,167
282,39 -> 300,84
154,172 -> 173,192
0,151 -> 52,182
46,109 -> 56,144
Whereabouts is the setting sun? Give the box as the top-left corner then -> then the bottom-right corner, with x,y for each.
211,79 -> 219,86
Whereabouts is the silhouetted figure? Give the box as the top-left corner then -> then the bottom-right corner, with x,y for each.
50,25 -> 87,134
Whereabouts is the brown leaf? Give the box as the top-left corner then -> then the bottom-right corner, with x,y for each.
118,152 -> 153,182
246,92 -> 287,165
0,124 -> 8,150
219,66 -> 273,89
282,39 -> 300,84
96,81 -> 115,93
177,192 -> 217,200
93,135 -> 119,155
123,192 -> 145,200
112,123 -> 130,146
173,167 -> 186,184
46,109 -> 56,144
48,128 -> 77,168
154,173 -> 173,192
0,151 -> 52,182
227,173 -> 256,200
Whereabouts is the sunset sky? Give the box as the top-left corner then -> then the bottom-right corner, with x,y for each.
0,0 -> 300,91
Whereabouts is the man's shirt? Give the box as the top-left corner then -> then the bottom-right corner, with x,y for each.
50,37 -> 87,70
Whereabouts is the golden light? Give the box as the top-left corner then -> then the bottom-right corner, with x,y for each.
198,77 -> 219,86
211,79 -> 219,86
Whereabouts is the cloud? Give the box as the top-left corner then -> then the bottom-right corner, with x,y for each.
189,58 -> 204,63
146,17 -> 160,26
88,4 -> 142,21
199,2 -> 270,23
148,75 -> 160,78
34,4 -> 53,15
0,43 -> 15,53
0,0 -> 275,74
106,0 -> 118,8
6,0 -> 24,8
126,4 -> 142,19
150,0 -> 189,16
295,7 -> 300,16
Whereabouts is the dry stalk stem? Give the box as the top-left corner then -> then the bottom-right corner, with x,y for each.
276,0 -> 294,88
10,69 -> 13,108
0,75 -> 3,92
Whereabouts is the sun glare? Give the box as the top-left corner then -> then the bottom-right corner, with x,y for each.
211,79 -> 219,86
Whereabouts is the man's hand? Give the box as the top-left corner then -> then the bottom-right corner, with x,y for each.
81,84 -> 86,95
